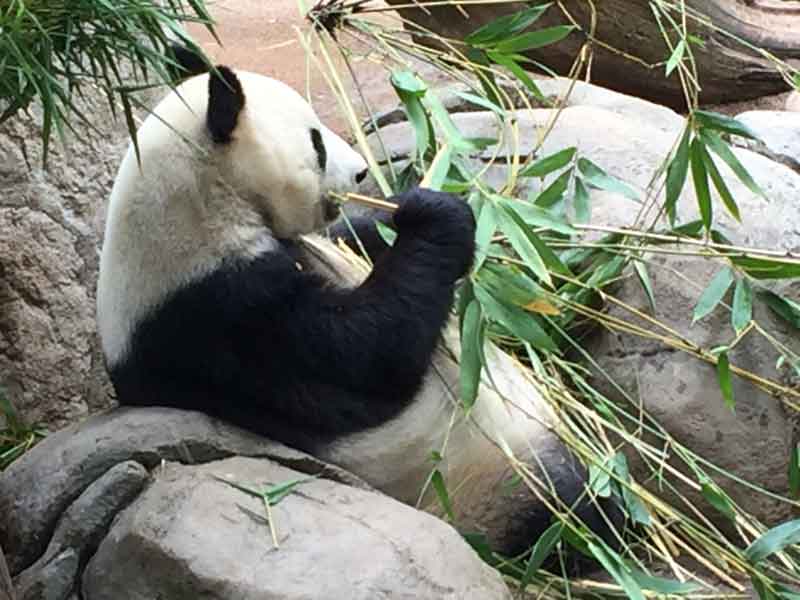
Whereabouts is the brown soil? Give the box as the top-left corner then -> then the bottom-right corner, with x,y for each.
186,0 -> 400,134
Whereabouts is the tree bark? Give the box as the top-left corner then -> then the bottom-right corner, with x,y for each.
384,0 -> 800,108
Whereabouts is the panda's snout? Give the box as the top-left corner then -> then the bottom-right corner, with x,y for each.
354,168 -> 368,185
323,197 -> 340,222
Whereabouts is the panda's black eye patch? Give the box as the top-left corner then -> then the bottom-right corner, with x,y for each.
310,128 -> 327,172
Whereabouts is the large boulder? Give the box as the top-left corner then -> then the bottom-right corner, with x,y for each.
364,78 -> 800,529
0,83 -> 157,432
0,408 -> 511,600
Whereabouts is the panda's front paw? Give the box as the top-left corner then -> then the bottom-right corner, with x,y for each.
391,186 -> 476,279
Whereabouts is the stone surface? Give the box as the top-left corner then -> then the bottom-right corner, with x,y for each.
787,91 -> 800,113
0,83 -> 154,432
582,255 -> 799,529
16,549 -> 77,600
82,456 -> 511,600
13,461 -> 148,599
0,407 -> 365,575
735,110 -> 800,168
0,545 -> 13,600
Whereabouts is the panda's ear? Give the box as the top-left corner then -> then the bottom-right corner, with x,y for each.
207,66 -> 246,144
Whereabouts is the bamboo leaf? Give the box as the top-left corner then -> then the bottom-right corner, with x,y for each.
465,4 -> 553,46
700,478 -> 736,520
716,350 -> 735,410
459,299 -> 484,410
611,452 -> 651,526
665,126 -> 692,224
474,283 -> 559,352
692,267 -> 734,323
573,176 -> 591,223
665,39 -> 685,76
587,543 -> 646,600
521,522 -> 563,586
695,109 -> 760,140
732,277 -> 753,333
757,291 -> 800,329
519,147 -> 576,178
701,130 -> 765,199
431,470 -> 455,521
496,204 -> 553,287
531,169 -> 571,208
745,519 -> 800,563
633,260 -> 656,314
577,158 -> 638,200
790,444 -> 800,498
690,138 -> 712,230
731,257 -> 800,280
493,25 -> 576,53
700,141 -> 741,222
629,569 -> 702,595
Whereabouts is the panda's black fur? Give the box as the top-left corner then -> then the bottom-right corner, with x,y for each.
111,185 -> 477,455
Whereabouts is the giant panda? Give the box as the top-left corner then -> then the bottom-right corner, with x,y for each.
97,56 -> 617,560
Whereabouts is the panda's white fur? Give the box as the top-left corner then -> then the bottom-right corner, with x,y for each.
99,64 -> 611,555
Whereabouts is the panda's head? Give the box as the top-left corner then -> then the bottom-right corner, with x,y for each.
132,65 -> 368,239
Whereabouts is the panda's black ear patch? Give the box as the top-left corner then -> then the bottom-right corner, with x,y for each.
207,65 -> 246,144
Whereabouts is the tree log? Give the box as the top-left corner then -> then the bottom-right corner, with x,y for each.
384,0 -> 800,108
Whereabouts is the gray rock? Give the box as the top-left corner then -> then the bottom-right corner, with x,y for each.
16,549 -> 77,600
82,456 -> 511,600
787,91 -> 800,113
14,461 -> 149,598
0,407 -> 365,575
0,545 -> 13,600
734,110 -> 800,168
582,254 -> 799,529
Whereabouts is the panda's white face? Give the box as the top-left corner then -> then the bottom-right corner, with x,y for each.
212,71 -> 368,237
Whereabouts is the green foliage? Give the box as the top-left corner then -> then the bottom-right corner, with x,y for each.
0,387 -> 45,470
0,0 -> 216,161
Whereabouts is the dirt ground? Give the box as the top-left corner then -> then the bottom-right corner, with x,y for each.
186,0 -> 400,134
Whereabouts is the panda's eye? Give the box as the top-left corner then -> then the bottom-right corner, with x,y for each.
310,128 -> 327,172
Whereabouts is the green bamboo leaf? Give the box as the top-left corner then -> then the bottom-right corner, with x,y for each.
716,350 -> 735,410
700,130 -> 765,199
431,470 -> 455,521
520,522 -> 563,586
375,221 -> 397,247
700,477 -> 736,520
474,199 -> 497,271
452,90 -> 504,116
745,519 -> 800,563
690,138 -> 712,230
732,277 -> 753,333
699,143 -> 741,222
588,463 -> 612,498
264,477 -> 316,505
465,4 -> 553,46
577,158 -> 638,200
789,444 -> 800,498
485,51 -> 545,100
730,257 -> 800,280
499,198 -> 575,235
692,267 -> 734,323
496,204 -> 552,287
587,543 -> 646,600
695,109 -> 760,140
519,147 -> 577,178
633,260 -> 656,314
531,169 -> 571,208
757,291 -> 800,329
474,283 -> 559,352
573,176 -> 591,223
390,70 -> 432,160
459,299 -> 484,410
611,452 -> 651,526
629,569 -> 702,595
665,39 -> 685,76
665,126 -> 692,224
493,25 -> 576,53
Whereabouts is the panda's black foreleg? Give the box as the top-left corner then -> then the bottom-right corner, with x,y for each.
325,211 -> 394,262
